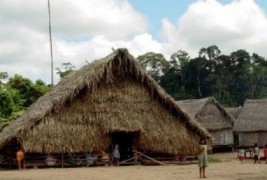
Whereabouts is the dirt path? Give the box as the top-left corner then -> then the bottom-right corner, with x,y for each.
1,153 -> 267,180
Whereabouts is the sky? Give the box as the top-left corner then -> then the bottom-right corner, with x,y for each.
1,0 -> 267,84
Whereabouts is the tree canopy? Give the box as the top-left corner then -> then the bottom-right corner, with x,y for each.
0,73 -> 50,131
137,45 -> 267,106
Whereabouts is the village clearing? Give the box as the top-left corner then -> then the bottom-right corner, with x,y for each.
1,153 -> 267,180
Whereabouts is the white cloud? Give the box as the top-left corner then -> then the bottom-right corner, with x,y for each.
50,0 -> 148,39
2,0 -> 267,84
161,0 -> 267,57
55,33 -> 162,68
0,0 -> 159,84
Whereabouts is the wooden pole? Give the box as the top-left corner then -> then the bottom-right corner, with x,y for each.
61,153 -> 63,168
119,151 -> 166,166
134,150 -> 137,165
47,0 -> 54,86
136,151 -> 166,166
118,154 -> 142,165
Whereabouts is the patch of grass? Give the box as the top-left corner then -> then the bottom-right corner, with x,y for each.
208,156 -> 222,163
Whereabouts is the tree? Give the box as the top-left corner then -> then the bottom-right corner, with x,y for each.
137,52 -> 168,82
209,55 -> 234,105
0,74 -> 49,132
162,50 -> 190,98
199,45 -> 221,61
0,90 -> 14,118
34,79 -> 50,98
230,49 -> 250,67
247,53 -> 267,98
136,47 -> 267,106
7,75 -> 50,107
56,62 -> 76,79
0,72 -> 8,86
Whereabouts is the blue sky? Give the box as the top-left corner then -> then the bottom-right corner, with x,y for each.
129,0 -> 267,39
129,0 -> 195,38
1,0 -> 267,83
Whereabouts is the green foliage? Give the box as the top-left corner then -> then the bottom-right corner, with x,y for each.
0,73 -> 50,132
208,155 -> 222,163
7,75 -> 49,107
137,46 -> 267,106
0,90 -> 14,118
0,72 -> 8,84
56,62 -> 76,79
137,52 -> 168,82
0,111 -> 23,131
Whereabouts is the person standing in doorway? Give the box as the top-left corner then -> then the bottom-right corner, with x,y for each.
112,144 -> 120,166
198,138 -> 208,178
16,147 -> 25,170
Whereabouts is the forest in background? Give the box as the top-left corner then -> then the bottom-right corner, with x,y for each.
137,45 -> 267,106
1,45 -> 267,131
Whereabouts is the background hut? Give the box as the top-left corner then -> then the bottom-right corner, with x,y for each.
225,107 -> 242,119
234,99 -> 267,147
225,107 -> 242,146
176,97 -> 234,148
0,49 -> 211,157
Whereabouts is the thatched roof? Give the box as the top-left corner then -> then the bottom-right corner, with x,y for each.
0,49 -> 211,155
225,107 -> 242,119
176,97 -> 234,131
234,99 -> 267,132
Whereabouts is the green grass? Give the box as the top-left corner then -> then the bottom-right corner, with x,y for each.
208,156 -> 222,163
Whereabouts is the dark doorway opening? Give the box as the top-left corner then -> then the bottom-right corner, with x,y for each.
111,131 -> 138,161
234,132 -> 239,146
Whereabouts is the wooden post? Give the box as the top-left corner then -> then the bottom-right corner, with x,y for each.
134,150 -> 137,165
118,154 -> 142,165
118,150 -> 166,166
61,153 -> 63,168
136,151 -> 166,166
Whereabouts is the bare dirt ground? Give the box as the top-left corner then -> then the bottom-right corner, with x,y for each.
1,152 -> 267,180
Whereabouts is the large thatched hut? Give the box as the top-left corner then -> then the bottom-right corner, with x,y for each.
176,97 -> 234,148
234,99 -> 267,147
0,49 -> 211,157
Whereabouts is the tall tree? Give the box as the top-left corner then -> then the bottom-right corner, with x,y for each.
137,52 -> 168,82
163,50 -> 190,98
56,62 -> 76,79
7,75 -> 49,107
0,72 -> 8,85
199,45 -> 221,60
247,53 -> 267,98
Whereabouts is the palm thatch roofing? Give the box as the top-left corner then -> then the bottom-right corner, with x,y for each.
225,107 -> 242,119
0,49 -> 211,155
176,97 -> 234,131
234,99 -> 267,132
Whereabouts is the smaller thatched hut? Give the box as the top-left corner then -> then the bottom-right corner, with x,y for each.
225,107 -> 242,120
0,49 -> 211,158
225,107 -> 242,145
176,97 -> 234,148
234,99 -> 267,147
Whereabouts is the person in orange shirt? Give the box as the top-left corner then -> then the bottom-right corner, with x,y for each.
16,147 -> 25,170
264,144 -> 267,164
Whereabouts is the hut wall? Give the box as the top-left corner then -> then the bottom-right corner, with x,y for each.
238,132 -> 267,147
210,129 -> 233,146
258,132 -> 267,147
